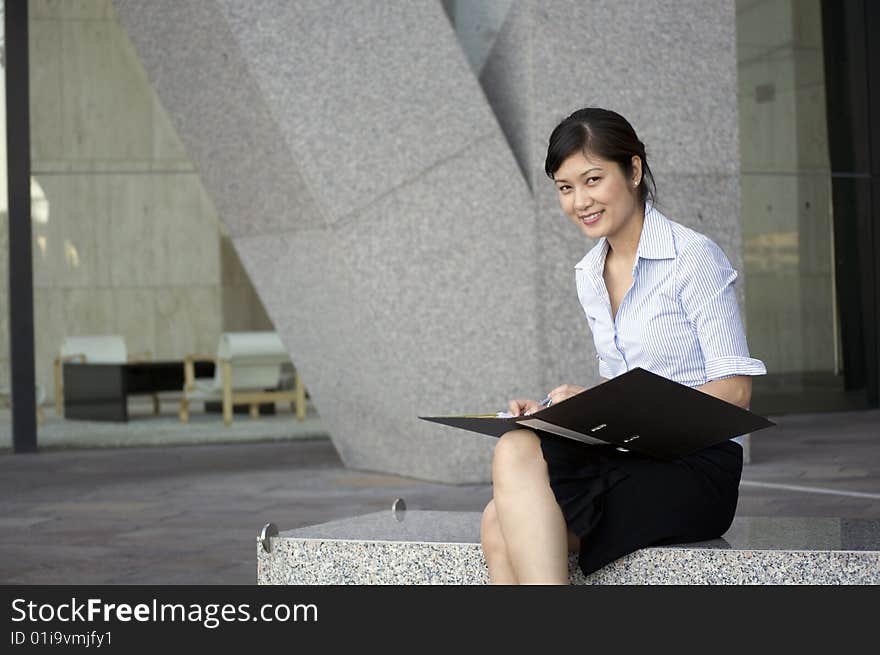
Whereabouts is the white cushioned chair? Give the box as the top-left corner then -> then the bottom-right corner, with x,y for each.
53,335 -> 155,416
179,331 -> 306,425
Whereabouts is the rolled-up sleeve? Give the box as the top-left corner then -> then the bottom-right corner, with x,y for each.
676,237 -> 767,381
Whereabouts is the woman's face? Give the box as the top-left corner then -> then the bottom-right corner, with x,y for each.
553,150 -> 642,241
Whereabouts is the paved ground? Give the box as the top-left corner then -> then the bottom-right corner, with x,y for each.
0,401 -> 328,450
0,409 -> 878,584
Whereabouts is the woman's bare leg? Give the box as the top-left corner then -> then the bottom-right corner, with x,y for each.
482,498 -> 579,584
492,429 -> 570,584
480,499 -> 518,584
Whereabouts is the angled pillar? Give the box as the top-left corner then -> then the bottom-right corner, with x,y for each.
113,0 -> 540,482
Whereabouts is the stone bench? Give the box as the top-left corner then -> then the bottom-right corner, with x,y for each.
256,510 -> 880,584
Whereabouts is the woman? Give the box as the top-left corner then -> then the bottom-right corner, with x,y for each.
480,108 -> 766,584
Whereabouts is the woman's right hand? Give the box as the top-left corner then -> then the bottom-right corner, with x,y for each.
507,398 -> 540,417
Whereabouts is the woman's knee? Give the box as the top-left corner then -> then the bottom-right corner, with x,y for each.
492,429 -> 545,482
480,500 -> 505,554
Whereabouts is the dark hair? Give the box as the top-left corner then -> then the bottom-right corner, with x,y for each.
544,108 -> 656,207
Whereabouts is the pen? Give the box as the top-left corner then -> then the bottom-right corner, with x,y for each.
523,395 -> 553,417
489,395 -> 554,419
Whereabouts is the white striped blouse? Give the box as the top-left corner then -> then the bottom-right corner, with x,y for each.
574,204 -> 766,389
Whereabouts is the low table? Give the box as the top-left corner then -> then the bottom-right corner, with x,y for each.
62,360 -> 214,422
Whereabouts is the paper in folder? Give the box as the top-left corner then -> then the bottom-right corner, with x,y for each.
419,367 -> 775,460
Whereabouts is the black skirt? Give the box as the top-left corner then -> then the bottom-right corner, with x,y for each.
537,432 -> 743,577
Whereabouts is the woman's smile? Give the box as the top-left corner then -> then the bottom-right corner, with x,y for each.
579,209 -> 604,225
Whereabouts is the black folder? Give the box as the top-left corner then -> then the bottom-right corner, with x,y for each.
419,367 -> 775,460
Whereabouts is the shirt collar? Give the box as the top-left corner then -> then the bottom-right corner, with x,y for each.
637,204 -> 676,261
574,203 -> 676,277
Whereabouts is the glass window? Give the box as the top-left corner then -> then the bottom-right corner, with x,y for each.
21,0 -> 306,443
737,0 -> 871,413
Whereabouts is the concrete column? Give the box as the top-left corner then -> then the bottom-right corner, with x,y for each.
114,0 -> 540,482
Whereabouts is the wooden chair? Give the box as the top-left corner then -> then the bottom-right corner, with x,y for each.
178,331 -> 306,426
0,383 -> 46,426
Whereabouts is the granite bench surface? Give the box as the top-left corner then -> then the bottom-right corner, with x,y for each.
257,510 -> 880,585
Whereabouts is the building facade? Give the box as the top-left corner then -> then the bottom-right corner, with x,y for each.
3,0 -> 877,481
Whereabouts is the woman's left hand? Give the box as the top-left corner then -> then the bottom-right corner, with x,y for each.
546,383 -> 588,405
